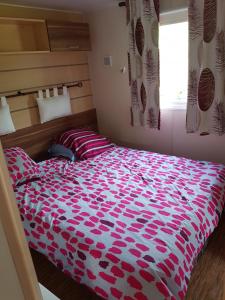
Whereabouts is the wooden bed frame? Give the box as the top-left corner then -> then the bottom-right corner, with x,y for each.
0,109 -> 97,160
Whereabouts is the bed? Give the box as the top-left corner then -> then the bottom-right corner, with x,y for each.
12,145 -> 225,300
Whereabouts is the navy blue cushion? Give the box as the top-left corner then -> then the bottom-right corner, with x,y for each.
48,144 -> 76,161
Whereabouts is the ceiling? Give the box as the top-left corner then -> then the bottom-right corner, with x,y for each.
0,0 -> 119,12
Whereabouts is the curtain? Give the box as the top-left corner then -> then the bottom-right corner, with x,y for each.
127,0 -> 160,129
186,0 -> 225,135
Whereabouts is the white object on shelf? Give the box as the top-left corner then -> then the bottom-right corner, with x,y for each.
39,284 -> 60,300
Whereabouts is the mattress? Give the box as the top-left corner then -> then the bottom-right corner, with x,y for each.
15,146 -> 225,300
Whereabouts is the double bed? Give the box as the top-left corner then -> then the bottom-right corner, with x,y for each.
11,144 -> 225,300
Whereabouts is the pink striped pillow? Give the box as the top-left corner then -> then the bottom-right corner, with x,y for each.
57,129 -> 114,160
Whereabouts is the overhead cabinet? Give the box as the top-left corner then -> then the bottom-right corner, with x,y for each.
0,17 -> 50,54
0,17 -> 91,54
47,20 -> 91,51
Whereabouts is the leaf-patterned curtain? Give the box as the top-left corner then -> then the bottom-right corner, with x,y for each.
186,0 -> 225,135
127,0 -> 160,129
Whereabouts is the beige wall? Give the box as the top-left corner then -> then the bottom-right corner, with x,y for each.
88,6 -> 225,164
0,219 -> 25,300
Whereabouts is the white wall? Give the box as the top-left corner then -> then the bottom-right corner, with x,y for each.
88,5 -> 225,164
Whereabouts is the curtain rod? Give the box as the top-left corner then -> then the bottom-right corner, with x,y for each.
0,81 -> 83,99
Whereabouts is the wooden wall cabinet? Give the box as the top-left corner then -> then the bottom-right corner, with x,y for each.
0,17 -> 50,54
47,20 -> 91,51
0,17 -> 91,54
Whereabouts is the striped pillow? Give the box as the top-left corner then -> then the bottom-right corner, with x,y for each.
57,129 -> 114,160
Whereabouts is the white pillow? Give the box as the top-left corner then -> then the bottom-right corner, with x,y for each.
37,88 -> 72,124
0,97 -> 15,135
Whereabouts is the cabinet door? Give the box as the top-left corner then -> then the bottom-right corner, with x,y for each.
47,20 -> 91,51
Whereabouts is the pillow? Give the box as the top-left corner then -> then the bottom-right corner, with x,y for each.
48,144 -> 76,161
0,97 -> 15,135
57,129 -> 114,160
4,147 -> 41,188
36,87 -> 72,124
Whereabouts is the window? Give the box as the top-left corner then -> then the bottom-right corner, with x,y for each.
159,9 -> 188,110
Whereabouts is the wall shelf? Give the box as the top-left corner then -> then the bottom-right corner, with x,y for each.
0,17 -> 50,54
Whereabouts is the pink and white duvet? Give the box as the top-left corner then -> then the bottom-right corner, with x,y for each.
15,147 -> 225,300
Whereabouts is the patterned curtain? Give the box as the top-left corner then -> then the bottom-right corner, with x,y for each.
186,0 -> 225,135
127,0 -> 160,129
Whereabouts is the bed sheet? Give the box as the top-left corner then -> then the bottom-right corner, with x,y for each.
15,147 -> 225,300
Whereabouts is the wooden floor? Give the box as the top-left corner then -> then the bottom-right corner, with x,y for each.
31,213 -> 225,300
186,212 -> 225,300
31,249 -> 101,300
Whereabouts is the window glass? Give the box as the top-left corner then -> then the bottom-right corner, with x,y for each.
159,10 -> 188,110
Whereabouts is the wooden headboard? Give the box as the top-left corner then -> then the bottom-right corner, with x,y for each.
0,109 -> 97,160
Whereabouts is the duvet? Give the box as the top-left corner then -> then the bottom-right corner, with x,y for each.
15,147 -> 225,300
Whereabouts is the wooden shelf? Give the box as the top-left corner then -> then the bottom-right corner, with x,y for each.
0,17 -> 50,54
47,20 -> 91,52
0,51 -> 50,55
